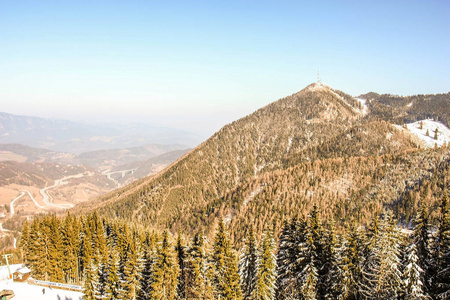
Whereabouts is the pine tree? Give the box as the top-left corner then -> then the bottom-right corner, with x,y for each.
414,203 -> 432,293
83,259 -> 98,300
118,231 -> 144,300
47,215 -> 64,282
275,218 -> 307,299
27,218 -> 48,280
185,232 -> 214,299
322,221 -> 343,300
18,219 -> 30,263
338,222 -> 365,300
137,232 -> 156,300
62,213 -> 80,283
176,231 -> 187,299
298,226 -> 318,300
104,247 -> 121,300
211,218 -> 242,299
432,194 -> 450,299
239,226 -> 259,299
309,204 -> 327,299
253,228 -> 277,300
361,215 -> 402,299
402,243 -> 429,300
149,230 -> 180,300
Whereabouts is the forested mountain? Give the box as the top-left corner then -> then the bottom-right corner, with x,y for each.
74,83 -> 450,244
362,92 -> 450,127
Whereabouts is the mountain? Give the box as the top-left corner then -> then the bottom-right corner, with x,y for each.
0,112 -> 200,153
75,83 -> 449,244
361,91 -> 450,127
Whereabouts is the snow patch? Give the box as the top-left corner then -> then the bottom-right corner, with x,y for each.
394,119 -> 450,148
406,102 -> 413,108
356,98 -> 369,116
287,137 -> 293,153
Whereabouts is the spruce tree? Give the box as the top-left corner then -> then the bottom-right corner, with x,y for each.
275,217 -> 307,299
402,243 -> 429,300
338,222 -> 365,300
83,260 -> 98,300
176,231 -> 187,299
149,230 -> 180,300
253,228 -> 277,300
322,221 -> 343,300
298,226 -> 318,300
211,218 -> 242,300
414,203 -> 432,293
361,215 -> 402,299
239,226 -> 259,299
18,219 -> 30,263
432,194 -> 450,299
185,232 -> 214,299
118,231 -> 144,300
138,232 -> 156,300
104,247 -> 121,300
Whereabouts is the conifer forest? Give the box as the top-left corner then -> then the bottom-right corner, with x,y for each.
19,193 -> 450,299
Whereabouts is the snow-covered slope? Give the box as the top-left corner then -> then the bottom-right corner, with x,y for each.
394,119 -> 450,148
0,280 -> 83,300
0,264 -> 83,299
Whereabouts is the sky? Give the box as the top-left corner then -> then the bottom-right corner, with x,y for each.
0,0 -> 449,138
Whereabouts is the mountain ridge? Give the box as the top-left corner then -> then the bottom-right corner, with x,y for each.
71,82 -> 450,243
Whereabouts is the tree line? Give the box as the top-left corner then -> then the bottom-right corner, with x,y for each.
19,195 -> 449,299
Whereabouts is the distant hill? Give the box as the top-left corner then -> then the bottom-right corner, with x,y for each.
75,83 -> 450,244
0,143 -> 189,171
112,148 -> 191,185
0,112 -> 200,153
77,144 -> 189,171
360,91 -> 450,127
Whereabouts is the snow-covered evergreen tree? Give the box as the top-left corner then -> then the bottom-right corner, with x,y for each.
185,232 -> 214,299
104,247 -> 121,300
297,228 -> 318,300
239,226 -> 259,299
275,218 -> 307,300
83,260 -> 98,300
361,215 -> 402,299
137,232 -> 156,300
252,228 -> 277,300
432,194 -> 450,299
414,203 -> 432,293
322,221 -> 344,300
402,243 -> 429,300
118,233 -> 144,300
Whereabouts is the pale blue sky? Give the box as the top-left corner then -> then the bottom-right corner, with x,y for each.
1,0 -> 449,137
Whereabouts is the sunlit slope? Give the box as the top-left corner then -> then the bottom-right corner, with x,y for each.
79,83 -> 435,240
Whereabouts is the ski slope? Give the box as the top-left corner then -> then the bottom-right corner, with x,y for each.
394,119 -> 450,148
0,264 -> 83,300
0,280 -> 83,300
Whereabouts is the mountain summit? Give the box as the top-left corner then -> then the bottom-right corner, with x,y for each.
79,83 -> 448,242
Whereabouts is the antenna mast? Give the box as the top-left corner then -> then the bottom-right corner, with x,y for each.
317,68 -> 321,85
